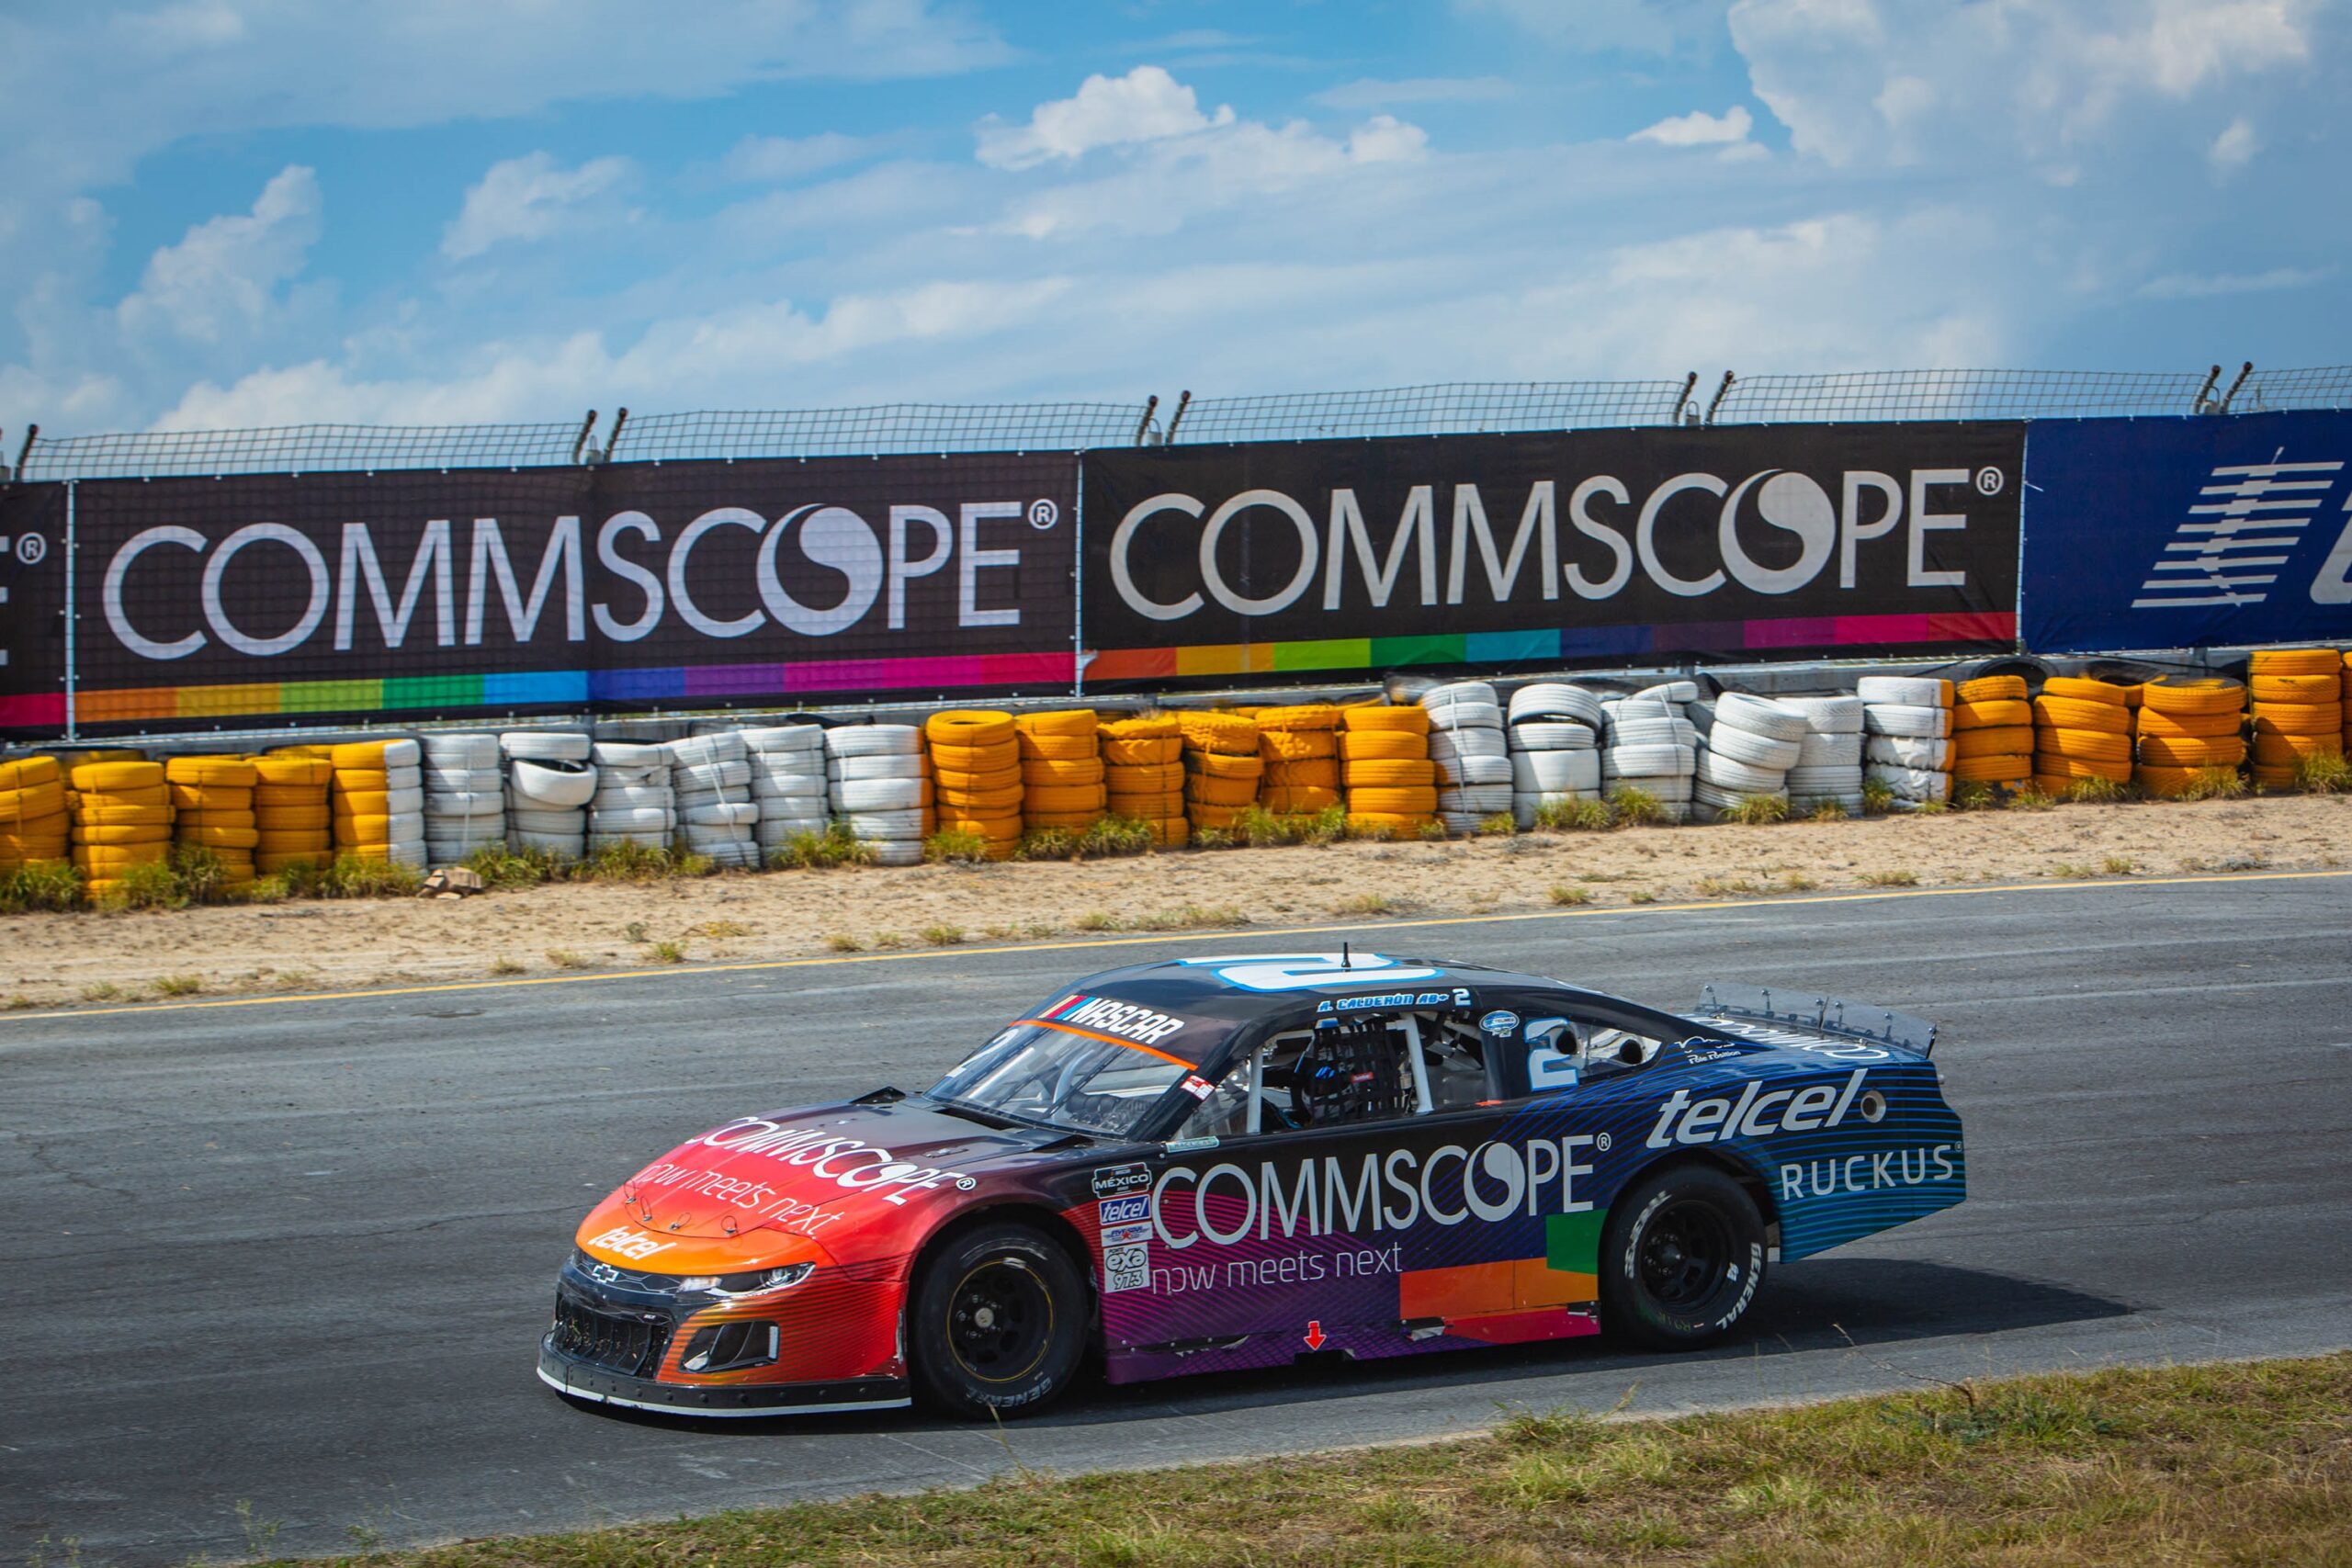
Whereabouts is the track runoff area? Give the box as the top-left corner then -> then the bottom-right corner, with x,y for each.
3,874 -> 2348,1563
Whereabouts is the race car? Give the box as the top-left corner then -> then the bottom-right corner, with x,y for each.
540,952 -> 1964,1419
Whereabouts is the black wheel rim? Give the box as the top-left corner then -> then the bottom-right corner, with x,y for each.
945,1258 -> 1053,1383
1638,1198 -> 1733,1308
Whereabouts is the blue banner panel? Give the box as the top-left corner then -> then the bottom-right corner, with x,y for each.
2021,412 -> 2352,654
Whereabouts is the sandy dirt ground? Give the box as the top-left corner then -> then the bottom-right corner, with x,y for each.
3,793 -> 2346,1010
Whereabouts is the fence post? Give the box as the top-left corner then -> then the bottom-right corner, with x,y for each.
62,478 -> 77,743
1071,454 -> 1086,701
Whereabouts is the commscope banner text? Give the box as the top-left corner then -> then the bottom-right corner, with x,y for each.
1079,424 -> 2023,684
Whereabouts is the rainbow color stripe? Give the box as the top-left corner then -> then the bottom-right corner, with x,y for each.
1,610 -> 2013,730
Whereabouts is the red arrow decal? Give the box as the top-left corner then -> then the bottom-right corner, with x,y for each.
1303,1320 -> 1325,1351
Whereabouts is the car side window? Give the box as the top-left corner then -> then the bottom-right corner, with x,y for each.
1520,1013 -> 1671,1097
1172,1010 -> 1489,1140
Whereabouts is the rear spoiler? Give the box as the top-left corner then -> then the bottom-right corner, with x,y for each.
1693,981 -> 1938,1056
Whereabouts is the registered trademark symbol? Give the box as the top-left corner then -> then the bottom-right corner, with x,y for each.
1974,467 -> 2005,496
14,532 -> 45,565
1595,1132 -> 1612,1152
1028,498 -> 1059,529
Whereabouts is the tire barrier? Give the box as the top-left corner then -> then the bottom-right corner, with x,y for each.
2246,648 -> 2345,789
165,755 -> 259,890
928,710 -> 1023,858
1252,705 -> 1341,822
420,732 -> 506,866
1860,676 -> 1955,808
1506,683 -> 1602,829
503,732 -> 594,858
1016,710 -> 1106,836
1181,710 -> 1263,835
0,754 -> 72,874
743,725 -> 829,855
254,750 -> 334,874
328,739 -> 426,868
1600,683 -> 1697,823
669,729 -> 762,870
1692,691 -> 1806,822
2132,678 -> 2247,795
1338,703 -> 1433,836
826,725 -> 924,866
1780,694 -> 1866,817
1950,674 -> 2034,796
2030,675 -> 2132,795
589,740 -> 673,853
1422,682 -> 1511,834
69,759 -> 170,896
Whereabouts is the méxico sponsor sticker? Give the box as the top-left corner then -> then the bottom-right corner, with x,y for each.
1092,1162 -> 1151,1199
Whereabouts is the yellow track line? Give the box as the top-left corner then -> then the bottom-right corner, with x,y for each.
7,866 -> 2347,1025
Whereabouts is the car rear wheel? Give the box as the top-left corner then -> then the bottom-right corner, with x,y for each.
910,1222 -> 1086,1418
1600,1165 -> 1767,1350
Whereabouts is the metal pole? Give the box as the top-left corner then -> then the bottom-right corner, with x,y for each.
2217,361 -> 2254,414
1130,396 -> 1159,446
1704,372 -> 1735,425
1070,455 -> 1086,701
63,479 -> 77,743
1162,389 -> 1192,443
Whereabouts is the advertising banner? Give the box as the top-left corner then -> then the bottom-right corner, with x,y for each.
1080,424 -> 2022,686
2018,411 -> 2352,654
58,453 -> 1077,731
0,483 -> 68,734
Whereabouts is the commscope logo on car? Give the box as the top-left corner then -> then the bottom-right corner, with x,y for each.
696,1119 -> 957,1205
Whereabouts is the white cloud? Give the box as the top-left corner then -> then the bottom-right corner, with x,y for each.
2137,265 -> 2329,299
116,164 -> 321,344
1731,0 -> 2322,167
721,131 -> 878,184
2209,116 -> 2261,171
1632,104 -> 1755,145
1312,75 -> 1517,109
442,153 -> 633,261
1457,0 -> 1733,53
976,66 -> 1236,169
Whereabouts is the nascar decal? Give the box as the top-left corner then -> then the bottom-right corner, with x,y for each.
1036,993 -> 1190,1046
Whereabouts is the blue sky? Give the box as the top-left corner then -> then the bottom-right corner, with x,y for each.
0,0 -> 2343,436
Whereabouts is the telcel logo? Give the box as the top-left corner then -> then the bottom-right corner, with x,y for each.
1645,1068 -> 1869,1148
588,1225 -> 675,1261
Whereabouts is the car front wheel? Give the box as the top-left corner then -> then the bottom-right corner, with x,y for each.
909,1223 -> 1087,1417
1600,1165 -> 1767,1350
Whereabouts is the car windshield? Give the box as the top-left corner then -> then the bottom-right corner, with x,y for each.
926,1022 -> 1193,1137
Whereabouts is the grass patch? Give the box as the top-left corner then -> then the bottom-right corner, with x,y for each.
767,822 -> 873,871
2007,785 -> 2057,811
1547,885 -> 1591,907
2293,751 -> 2352,793
487,956 -> 526,976
2102,853 -> 2137,874
1860,777 -> 1896,815
1858,867 -> 1918,886
0,861 -> 84,914
823,933 -> 862,953
923,828 -> 992,864
543,948 -> 589,969
1535,796 -> 1615,831
281,1352 -> 2352,1568
80,981 -> 123,1002
2061,774 -> 2132,805
1013,826 -> 1084,861
1777,871 -> 1820,891
919,922 -> 966,945
1127,903 -> 1246,932
623,920 -> 649,943
1331,891 -> 1403,916
1806,800 -> 1849,823
1476,811 -> 1517,836
1950,779 -> 1997,811
306,854 -> 424,899
1072,910 -> 1123,931
646,939 -> 687,964
151,973 -> 205,997
2177,765 -> 2248,801
1080,816 -> 1155,856
1693,874 -> 1759,897
694,919 -> 752,939
1719,793 -> 1790,826
2051,862 -> 2098,879
460,844 -> 564,890
1603,785 -> 1667,827
1626,887 -> 1657,904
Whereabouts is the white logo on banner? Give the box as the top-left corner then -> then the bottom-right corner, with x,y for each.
2130,453 -> 2345,610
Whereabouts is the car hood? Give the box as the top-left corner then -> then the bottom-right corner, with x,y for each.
576,1099 -> 1067,1266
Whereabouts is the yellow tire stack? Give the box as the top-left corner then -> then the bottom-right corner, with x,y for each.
2131,678 -> 2246,796
926,710 -> 1023,859
1255,705 -> 1343,817
1949,675 -> 2033,795
1178,712 -> 1262,835
1015,710 -> 1106,834
329,739 -> 425,866
253,754 -> 335,874
2245,649 -> 2344,789
2030,676 -> 2133,795
166,756 -> 260,891
0,756 -> 72,873
1339,705 -> 1437,837
1100,715 -> 1187,847
69,760 -> 170,897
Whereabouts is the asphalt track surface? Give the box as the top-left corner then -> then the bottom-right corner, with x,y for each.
5,873 -> 2350,1564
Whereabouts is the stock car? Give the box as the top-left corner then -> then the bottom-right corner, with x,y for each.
540,952 -> 1965,1418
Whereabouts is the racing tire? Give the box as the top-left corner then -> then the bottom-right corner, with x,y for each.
909,1223 -> 1089,1419
1600,1164 -> 1767,1351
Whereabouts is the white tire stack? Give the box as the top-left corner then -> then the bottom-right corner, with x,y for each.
1691,692 -> 1806,822
667,731 -> 761,870
826,725 -> 925,866
588,740 -> 674,852
1600,682 -> 1698,822
378,739 -> 428,870
1421,682 -> 1511,834
1505,682 -> 1603,828
502,732 -> 594,859
1858,676 -> 1956,809
1777,695 -> 1867,817
744,726 -> 830,855
420,732 -> 505,865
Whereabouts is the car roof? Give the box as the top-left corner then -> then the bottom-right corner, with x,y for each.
1054,952 -> 1611,1021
